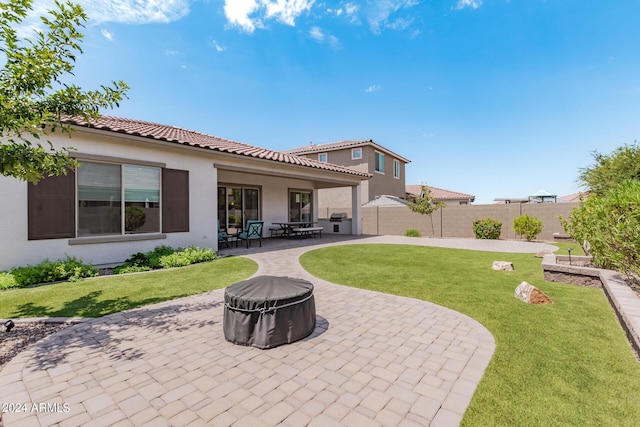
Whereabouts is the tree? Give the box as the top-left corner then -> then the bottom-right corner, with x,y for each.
578,143 -> 640,197
513,213 -> 543,242
0,0 -> 129,183
407,185 -> 445,237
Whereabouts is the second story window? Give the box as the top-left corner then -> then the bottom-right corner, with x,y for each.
318,153 -> 328,163
351,148 -> 362,160
394,159 -> 400,179
375,152 -> 384,173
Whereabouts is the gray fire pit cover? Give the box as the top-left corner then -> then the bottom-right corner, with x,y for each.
223,275 -> 316,349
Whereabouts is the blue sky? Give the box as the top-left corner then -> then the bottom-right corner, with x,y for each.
21,0 -> 640,203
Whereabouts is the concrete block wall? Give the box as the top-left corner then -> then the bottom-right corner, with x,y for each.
362,203 -> 579,240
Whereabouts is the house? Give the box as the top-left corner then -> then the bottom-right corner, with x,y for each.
558,192 -> 588,203
283,140 -> 410,216
0,116 -> 370,270
405,185 -> 475,206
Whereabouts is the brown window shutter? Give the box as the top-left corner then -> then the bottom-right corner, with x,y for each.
28,172 -> 76,240
162,168 -> 189,233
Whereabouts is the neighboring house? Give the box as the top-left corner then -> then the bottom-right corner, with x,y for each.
558,192 -> 588,203
0,116 -> 370,270
405,184 -> 475,206
283,140 -> 410,215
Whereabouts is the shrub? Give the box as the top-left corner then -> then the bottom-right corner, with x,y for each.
561,179 -> 640,278
114,245 -> 216,273
8,256 -> 98,287
404,228 -> 422,237
473,218 -> 502,239
159,246 -> 216,269
513,214 -> 544,241
0,272 -> 19,290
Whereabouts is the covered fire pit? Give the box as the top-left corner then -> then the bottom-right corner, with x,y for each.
223,276 -> 316,349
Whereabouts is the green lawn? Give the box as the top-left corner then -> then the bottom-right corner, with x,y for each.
551,240 -> 586,256
300,244 -> 640,427
0,257 -> 257,318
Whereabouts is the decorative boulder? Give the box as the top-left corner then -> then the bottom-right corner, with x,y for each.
535,250 -> 553,258
492,261 -> 514,271
515,281 -> 552,304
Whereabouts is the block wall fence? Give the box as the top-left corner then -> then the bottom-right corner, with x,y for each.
320,203 -> 579,241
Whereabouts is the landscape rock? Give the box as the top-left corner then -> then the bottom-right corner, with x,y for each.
492,261 -> 514,271
515,281 -> 552,304
535,250 -> 553,258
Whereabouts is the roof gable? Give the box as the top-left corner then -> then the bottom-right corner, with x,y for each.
62,116 -> 371,178
406,184 -> 475,201
283,139 -> 410,164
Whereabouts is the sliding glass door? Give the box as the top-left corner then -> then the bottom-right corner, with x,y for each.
218,186 -> 260,233
289,190 -> 312,222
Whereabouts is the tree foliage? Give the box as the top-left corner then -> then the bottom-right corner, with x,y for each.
560,180 -> 640,278
578,143 -> 640,197
0,0 -> 129,183
513,213 -> 543,242
407,185 -> 445,237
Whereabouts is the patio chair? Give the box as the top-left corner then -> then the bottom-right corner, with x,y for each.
218,220 -> 229,248
237,220 -> 264,248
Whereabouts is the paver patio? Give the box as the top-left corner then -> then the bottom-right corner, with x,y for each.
0,236 -> 556,426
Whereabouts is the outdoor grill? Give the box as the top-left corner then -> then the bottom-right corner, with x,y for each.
330,212 -> 348,222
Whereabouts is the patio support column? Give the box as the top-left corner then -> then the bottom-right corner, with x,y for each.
351,184 -> 362,235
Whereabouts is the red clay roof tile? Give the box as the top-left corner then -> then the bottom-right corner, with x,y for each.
62,116 -> 371,178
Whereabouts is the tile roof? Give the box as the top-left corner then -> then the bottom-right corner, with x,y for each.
283,139 -> 411,163
558,192 -> 588,202
62,116 -> 371,178
362,195 -> 409,207
406,184 -> 475,201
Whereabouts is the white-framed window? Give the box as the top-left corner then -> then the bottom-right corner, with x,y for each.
77,162 -> 161,236
351,148 -> 362,160
393,159 -> 400,179
374,151 -> 384,174
460,201 -> 468,205
318,153 -> 328,163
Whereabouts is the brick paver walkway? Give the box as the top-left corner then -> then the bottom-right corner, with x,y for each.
0,236 -> 509,426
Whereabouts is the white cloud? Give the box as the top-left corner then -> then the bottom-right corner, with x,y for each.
365,0 -> 418,34
101,29 -> 114,41
309,26 -> 339,49
224,0 -> 261,32
223,0 -> 314,32
165,49 -> 181,56
365,84 -> 382,93
211,40 -> 226,52
455,0 -> 482,10
16,0 -> 190,37
309,26 -> 324,42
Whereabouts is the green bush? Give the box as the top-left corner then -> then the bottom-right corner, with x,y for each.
0,272 -> 19,289
561,179 -> 640,278
159,246 -> 216,269
513,214 -> 544,241
404,228 -> 422,237
114,245 -> 216,273
7,256 -> 98,287
473,218 -> 502,239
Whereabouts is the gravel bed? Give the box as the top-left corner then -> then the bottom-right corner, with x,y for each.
0,322 -> 73,370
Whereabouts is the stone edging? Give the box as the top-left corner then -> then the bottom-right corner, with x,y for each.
542,254 -> 640,358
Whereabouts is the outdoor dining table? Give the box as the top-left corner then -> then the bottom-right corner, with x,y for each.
271,221 -> 318,237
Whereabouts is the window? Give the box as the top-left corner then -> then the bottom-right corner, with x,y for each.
27,160 -> 189,240
351,148 -> 362,160
318,153 -> 328,163
289,190 -> 312,222
375,152 -> 384,173
459,201 -> 468,205
218,186 -> 260,233
78,162 -> 160,236
393,159 -> 400,179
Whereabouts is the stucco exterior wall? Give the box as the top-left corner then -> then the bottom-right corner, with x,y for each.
301,144 -> 406,212
0,130 -> 219,270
